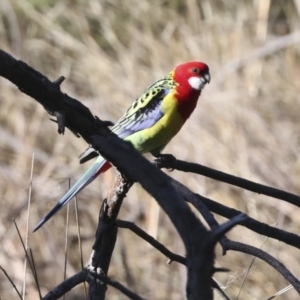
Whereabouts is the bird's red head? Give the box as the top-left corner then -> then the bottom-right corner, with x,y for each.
173,61 -> 210,91
172,61 -> 210,120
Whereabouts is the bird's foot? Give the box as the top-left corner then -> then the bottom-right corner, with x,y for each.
153,154 -> 177,171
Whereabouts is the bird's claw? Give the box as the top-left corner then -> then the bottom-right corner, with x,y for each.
103,120 -> 115,127
153,154 -> 177,171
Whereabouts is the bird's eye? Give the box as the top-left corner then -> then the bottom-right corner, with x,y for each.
192,68 -> 199,74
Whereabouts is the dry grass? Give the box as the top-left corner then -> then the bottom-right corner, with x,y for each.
1,0 -> 300,299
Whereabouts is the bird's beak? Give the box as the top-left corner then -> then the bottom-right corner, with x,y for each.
204,72 -> 211,84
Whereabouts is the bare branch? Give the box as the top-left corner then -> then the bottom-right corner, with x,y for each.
224,240 -> 300,294
0,48 -> 111,140
42,269 -> 146,300
42,271 -> 87,300
116,219 -> 186,265
116,220 -> 231,300
0,265 -> 23,300
91,135 -> 217,299
157,158 -> 300,208
208,214 -> 248,246
87,173 -> 133,299
87,271 -> 145,300
170,176 -> 300,251
13,219 -> 42,297
29,248 -> 42,299
0,48 -> 222,299
1,48 -> 291,300
170,176 -> 300,294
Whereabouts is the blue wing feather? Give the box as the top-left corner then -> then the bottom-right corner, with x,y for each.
113,88 -> 169,138
79,75 -> 176,163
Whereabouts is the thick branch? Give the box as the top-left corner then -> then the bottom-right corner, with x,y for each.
87,173 -> 133,299
0,48 -> 111,141
170,178 -> 229,255
0,48 -> 273,299
91,135 -> 245,300
0,48 -> 223,300
42,269 -> 144,300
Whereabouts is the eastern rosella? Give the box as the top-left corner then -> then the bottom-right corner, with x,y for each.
33,61 -> 210,232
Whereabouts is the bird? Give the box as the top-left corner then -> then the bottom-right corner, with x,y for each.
33,61 -> 210,232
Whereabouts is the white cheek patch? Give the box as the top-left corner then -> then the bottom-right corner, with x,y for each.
188,76 -> 206,90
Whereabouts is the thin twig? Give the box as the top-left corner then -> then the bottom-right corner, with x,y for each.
0,265 -> 23,300
13,219 -> 41,297
74,195 -> 87,300
29,248 -> 42,300
225,240 -> 300,294
116,220 -> 186,265
265,284 -> 294,300
63,179 -> 71,300
236,236 -> 269,300
22,153 -> 35,299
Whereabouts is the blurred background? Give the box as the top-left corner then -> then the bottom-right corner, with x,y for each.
1,0 -> 300,299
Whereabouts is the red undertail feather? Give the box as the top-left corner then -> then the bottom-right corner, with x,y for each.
95,160 -> 112,176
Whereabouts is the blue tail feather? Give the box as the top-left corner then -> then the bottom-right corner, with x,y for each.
33,156 -> 106,232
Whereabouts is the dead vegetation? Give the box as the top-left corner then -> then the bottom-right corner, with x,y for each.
1,0 -> 300,299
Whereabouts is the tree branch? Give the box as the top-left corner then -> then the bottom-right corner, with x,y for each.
87,172 -> 133,299
90,135 -> 244,300
224,240 -> 300,294
116,220 -> 187,265
171,177 -> 300,251
116,220 -> 230,300
42,269 -> 145,300
42,271 -> 87,300
1,48 -> 287,299
87,271 -> 145,300
156,158 -> 300,208
0,48 -> 111,141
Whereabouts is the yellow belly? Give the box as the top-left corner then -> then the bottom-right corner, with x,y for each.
124,92 -> 184,154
